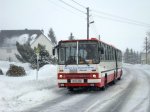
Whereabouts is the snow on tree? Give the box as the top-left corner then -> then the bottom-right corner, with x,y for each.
6,64 -> 26,76
15,41 -> 36,64
16,41 -> 57,69
34,44 -> 50,68
0,68 -> 3,75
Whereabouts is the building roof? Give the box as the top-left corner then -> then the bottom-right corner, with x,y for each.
31,33 -> 54,46
0,29 -> 43,47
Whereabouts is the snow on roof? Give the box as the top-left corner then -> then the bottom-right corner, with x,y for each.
0,29 -> 42,47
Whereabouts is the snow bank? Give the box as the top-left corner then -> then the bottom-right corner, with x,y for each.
0,61 -> 60,112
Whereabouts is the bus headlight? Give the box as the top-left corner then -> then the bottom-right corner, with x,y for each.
93,74 -> 96,78
59,75 -> 63,78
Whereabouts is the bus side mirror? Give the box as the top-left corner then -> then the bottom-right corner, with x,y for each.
53,48 -> 55,56
99,47 -> 104,54
53,45 -> 59,56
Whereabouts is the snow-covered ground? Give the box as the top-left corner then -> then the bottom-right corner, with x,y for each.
0,61 -> 60,112
1,61 -> 150,112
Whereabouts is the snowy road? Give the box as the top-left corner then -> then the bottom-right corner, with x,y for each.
24,64 -> 150,112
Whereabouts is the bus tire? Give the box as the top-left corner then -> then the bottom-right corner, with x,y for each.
118,70 -> 122,80
67,87 -> 74,92
112,72 -> 116,84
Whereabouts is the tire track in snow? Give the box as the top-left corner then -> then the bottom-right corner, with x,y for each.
102,67 -> 150,112
127,69 -> 150,112
97,67 -> 138,112
104,76 -> 137,112
142,70 -> 150,112
15,85 -> 56,100
23,89 -> 76,112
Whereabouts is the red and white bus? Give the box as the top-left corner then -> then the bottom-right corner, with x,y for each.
53,38 -> 122,91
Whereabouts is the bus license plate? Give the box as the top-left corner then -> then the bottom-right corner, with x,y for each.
71,79 -> 83,83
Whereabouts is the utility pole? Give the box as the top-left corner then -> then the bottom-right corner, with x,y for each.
87,7 -> 89,40
146,37 -> 148,64
86,7 -> 94,40
99,35 -> 101,40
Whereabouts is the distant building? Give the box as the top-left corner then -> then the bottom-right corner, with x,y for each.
141,53 -> 150,64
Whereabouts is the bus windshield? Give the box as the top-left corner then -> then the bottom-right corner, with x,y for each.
58,41 -> 99,65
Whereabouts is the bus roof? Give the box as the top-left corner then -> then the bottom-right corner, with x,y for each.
59,38 -> 121,51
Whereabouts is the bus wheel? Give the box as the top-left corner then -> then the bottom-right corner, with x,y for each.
94,87 -> 101,91
118,74 -> 122,80
101,85 -> 106,91
112,72 -> 116,84
67,87 -> 74,92
118,70 -> 122,80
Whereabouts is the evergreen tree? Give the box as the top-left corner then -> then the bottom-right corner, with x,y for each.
129,49 -> 133,63
68,33 -> 75,40
15,41 -> 36,64
34,44 -> 50,68
34,44 -> 58,67
124,48 -> 141,64
16,42 -> 57,69
124,48 -> 129,63
48,28 -> 57,45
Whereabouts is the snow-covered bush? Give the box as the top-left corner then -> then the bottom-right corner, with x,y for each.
0,68 -> 3,75
6,64 -> 26,76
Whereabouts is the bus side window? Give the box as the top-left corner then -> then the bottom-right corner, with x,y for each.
100,43 -> 104,61
110,47 -> 112,60
112,48 -> 115,60
104,44 -> 107,61
107,45 -> 109,60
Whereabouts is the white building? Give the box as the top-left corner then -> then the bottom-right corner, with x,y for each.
0,47 -> 19,62
0,30 -> 54,62
31,34 -> 54,56
141,53 -> 150,64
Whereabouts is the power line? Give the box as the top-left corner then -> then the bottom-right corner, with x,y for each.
70,0 -> 86,8
93,14 -> 150,27
92,10 -> 150,27
58,0 -> 86,14
48,0 -> 85,18
49,0 -> 77,15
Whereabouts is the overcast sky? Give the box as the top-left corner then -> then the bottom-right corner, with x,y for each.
0,0 -> 150,52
